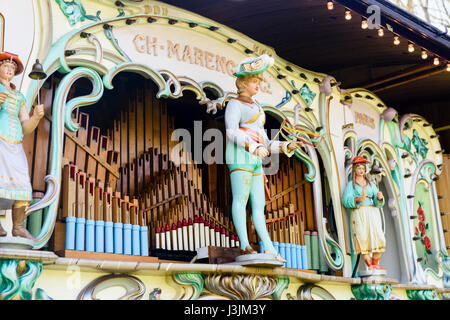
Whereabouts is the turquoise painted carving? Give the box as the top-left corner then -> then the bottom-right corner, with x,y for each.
35,288 -> 53,300
300,83 -> 316,106
0,260 -> 43,300
351,283 -> 392,300
26,67 -> 104,249
402,133 -> 412,154
412,129 -> 428,160
323,236 -> 344,271
272,276 -> 289,300
65,68 -> 104,132
274,90 -> 291,109
293,148 -> 316,182
406,289 -> 437,300
104,27 -> 132,61
103,62 -> 170,99
55,0 -> 101,26
51,5 -> 133,65
386,120 -> 403,149
173,272 -> 204,300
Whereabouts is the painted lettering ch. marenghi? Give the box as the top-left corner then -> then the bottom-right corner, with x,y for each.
133,35 -> 273,94
133,35 -> 237,76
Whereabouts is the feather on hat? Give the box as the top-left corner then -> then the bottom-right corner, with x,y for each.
233,54 -> 274,78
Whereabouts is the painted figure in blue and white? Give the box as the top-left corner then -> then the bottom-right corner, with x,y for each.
225,54 -> 298,263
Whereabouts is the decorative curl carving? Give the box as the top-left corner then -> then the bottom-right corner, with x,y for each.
203,274 -> 278,300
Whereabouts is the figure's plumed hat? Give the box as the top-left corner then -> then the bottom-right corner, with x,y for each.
350,156 -> 368,164
233,54 -> 274,78
0,52 -> 24,75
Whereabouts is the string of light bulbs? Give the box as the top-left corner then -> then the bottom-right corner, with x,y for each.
326,0 -> 450,71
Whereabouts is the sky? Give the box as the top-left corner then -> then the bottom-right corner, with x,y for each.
389,0 -> 450,32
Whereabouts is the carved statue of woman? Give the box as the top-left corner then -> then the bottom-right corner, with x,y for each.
225,54 -> 298,263
343,156 -> 386,270
0,52 -> 44,241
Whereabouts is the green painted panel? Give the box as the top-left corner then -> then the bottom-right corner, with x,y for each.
413,182 -> 439,275
300,83 -> 316,106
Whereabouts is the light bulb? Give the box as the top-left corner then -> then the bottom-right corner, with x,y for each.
408,43 -> 414,53
345,10 -> 352,20
393,36 -> 400,45
434,57 -> 439,65
378,28 -> 384,37
361,19 -> 368,29
447,63 -> 450,72
421,50 -> 428,59
327,1 -> 333,10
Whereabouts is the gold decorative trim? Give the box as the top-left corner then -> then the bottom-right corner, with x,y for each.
0,133 -> 22,144
230,168 -> 254,175
243,111 -> 261,124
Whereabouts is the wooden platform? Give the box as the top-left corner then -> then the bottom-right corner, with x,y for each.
54,249 -> 317,274
281,267 -> 317,274
56,250 -> 160,263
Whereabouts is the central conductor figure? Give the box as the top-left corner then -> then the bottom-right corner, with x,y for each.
225,54 -> 297,263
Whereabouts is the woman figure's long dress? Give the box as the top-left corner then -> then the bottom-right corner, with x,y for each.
342,181 -> 385,255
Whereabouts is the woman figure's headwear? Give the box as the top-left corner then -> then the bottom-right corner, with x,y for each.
0,52 -> 24,75
233,54 -> 274,78
350,156 -> 368,164
350,156 -> 370,187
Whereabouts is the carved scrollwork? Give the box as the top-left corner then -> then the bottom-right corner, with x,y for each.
77,274 -> 146,300
202,274 -> 278,300
297,283 -> 336,300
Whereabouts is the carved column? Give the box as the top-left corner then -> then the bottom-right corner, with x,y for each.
0,249 -> 57,300
351,283 -> 392,300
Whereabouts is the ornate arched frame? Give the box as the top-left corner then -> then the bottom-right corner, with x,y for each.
340,89 -> 421,281
382,110 -> 449,284
21,1 -> 449,284
341,92 -> 450,284
265,106 -> 345,271
346,136 -> 413,282
21,5 -> 342,261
